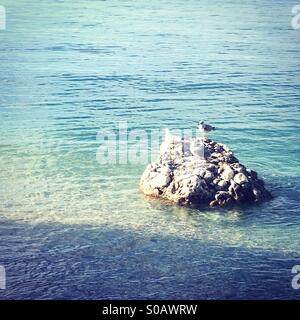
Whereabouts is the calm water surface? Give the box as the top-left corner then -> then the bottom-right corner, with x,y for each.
0,0 -> 300,299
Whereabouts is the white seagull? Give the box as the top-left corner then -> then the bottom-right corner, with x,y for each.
164,128 -> 181,144
190,139 -> 205,158
160,128 -> 182,155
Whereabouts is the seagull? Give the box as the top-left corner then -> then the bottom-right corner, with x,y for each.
198,121 -> 216,138
164,128 -> 181,144
190,139 -> 205,158
160,128 -> 182,155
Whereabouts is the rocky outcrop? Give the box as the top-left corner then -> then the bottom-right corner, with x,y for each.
140,137 -> 271,207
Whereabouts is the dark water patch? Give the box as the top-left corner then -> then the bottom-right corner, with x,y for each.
0,219 -> 299,300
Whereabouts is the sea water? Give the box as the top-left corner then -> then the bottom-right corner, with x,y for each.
0,0 -> 300,299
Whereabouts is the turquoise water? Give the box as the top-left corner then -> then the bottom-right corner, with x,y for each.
0,0 -> 300,299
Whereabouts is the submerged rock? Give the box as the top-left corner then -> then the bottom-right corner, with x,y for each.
140,137 -> 271,207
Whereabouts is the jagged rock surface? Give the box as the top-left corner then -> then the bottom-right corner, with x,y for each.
140,138 -> 271,207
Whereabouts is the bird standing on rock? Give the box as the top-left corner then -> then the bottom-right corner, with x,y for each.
160,128 -> 182,155
198,121 -> 216,138
164,128 -> 181,144
190,139 -> 205,158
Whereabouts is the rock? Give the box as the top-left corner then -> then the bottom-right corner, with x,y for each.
140,136 -> 271,207
210,159 -> 219,165
219,143 -> 230,152
211,152 -> 220,158
236,166 -> 247,174
152,188 -> 160,197
215,191 -> 230,201
213,178 -> 221,185
215,191 -> 233,206
247,169 -> 258,180
233,173 -> 249,185
214,145 -> 224,153
193,168 -> 207,177
252,188 -> 262,202
227,154 -> 238,163
221,164 -> 235,181
207,164 -> 218,173
149,173 -> 171,190
218,179 -> 229,189
204,170 -> 214,181
209,200 -> 219,207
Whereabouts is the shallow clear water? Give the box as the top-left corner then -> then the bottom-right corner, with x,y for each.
0,0 -> 300,299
